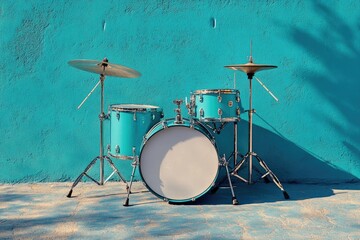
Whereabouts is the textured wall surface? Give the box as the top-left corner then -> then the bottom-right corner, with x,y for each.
1,0 -> 360,183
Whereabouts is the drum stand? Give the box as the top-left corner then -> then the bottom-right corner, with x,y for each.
67,61 -> 129,198
230,72 -> 289,199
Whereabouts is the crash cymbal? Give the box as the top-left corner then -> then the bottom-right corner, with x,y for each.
225,62 -> 277,74
68,58 -> 141,78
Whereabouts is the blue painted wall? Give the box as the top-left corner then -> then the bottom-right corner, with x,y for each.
1,0 -> 359,183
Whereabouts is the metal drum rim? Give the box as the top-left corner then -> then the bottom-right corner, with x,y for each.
196,117 -> 241,123
107,152 -> 135,160
192,89 -> 239,95
138,118 -> 219,203
110,104 -> 162,112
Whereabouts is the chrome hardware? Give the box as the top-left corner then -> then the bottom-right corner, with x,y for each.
152,113 -> 155,120
199,94 -> 203,103
217,95 -> 222,102
236,107 -> 241,116
236,92 -> 240,102
200,108 -> 204,117
162,121 -> 168,128
133,112 -> 136,121
173,99 -> 184,124
132,147 -> 136,156
115,145 -> 120,154
99,113 -> 106,120
116,112 -> 120,120
218,108 -> 223,116
187,95 -> 196,117
190,118 -> 195,128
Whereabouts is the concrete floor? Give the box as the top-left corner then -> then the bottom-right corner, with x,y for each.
1,181 -> 360,239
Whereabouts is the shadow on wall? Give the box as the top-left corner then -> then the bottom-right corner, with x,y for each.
289,2 -> 360,162
213,119 -> 359,185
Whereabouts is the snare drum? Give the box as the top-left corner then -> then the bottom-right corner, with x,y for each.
139,119 -> 219,203
190,89 -> 240,122
108,104 -> 163,159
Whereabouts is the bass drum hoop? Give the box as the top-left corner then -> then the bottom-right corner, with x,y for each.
139,119 -> 219,202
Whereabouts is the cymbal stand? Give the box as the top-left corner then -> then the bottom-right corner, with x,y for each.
231,72 -> 289,199
67,62 -> 128,198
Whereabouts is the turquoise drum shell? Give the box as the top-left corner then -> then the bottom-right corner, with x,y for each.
139,119 -> 219,203
191,89 -> 241,122
108,104 -> 163,160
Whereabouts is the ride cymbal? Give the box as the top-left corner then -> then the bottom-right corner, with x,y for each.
225,62 -> 277,74
68,59 -> 141,78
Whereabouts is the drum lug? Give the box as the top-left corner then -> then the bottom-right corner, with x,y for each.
236,107 -> 241,116
115,145 -> 120,154
236,92 -> 240,102
162,121 -> 168,128
133,112 -> 137,121
199,94 -> 203,103
116,112 -> 120,120
191,198 -> 195,202
217,94 -> 222,103
173,99 -> 184,124
190,119 -> 195,129
200,108 -> 204,118
190,94 -> 195,104
188,96 -> 195,116
218,108 -> 223,116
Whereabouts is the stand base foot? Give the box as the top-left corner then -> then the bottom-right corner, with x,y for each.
67,189 -> 73,198
283,191 -> 290,199
123,198 -> 130,206
232,197 -> 239,205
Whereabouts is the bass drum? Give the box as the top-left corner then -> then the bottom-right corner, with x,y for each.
139,119 -> 219,203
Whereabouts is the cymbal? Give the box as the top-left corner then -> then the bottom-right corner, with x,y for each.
225,62 -> 277,74
68,59 -> 141,78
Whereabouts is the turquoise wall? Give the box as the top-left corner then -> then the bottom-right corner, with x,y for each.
1,0 -> 359,183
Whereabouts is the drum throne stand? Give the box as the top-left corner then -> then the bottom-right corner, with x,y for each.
224,54 -> 290,200
66,58 -> 140,198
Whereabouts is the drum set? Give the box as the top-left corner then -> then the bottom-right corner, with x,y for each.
66,54 -> 289,206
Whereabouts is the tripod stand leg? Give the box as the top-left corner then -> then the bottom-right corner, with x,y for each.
232,153 -> 249,173
67,156 -> 100,198
123,158 -> 138,206
254,154 -> 290,199
224,158 -> 238,205
104,156 -> 128,186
